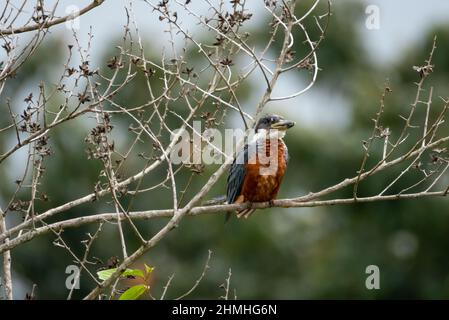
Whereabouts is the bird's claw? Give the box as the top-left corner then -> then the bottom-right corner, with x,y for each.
236,202 -> 254,219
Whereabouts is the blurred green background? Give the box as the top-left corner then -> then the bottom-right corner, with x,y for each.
1,0 -> 449,299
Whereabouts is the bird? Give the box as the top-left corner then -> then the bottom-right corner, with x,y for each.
226,114 -> 295,219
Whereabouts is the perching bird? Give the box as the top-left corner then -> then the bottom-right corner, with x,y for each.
226,114 -> 295,219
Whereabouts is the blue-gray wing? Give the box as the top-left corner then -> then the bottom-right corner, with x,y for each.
226,146 -> 248,204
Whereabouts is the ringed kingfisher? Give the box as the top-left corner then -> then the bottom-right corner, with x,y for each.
226,114 -> 295,219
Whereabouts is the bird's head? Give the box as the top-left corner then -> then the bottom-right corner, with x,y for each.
255,114 -> 295,139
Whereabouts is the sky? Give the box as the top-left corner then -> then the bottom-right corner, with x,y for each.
6,0 -> 449,64
4,0 -> 449,193
3,0 -> 449,170
45,0 -> 449,65
4,0 -> 449,131
360,0 -> 449,65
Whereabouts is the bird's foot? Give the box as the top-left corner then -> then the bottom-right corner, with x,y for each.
268,200 -> 275,208
236,202 -> 255,219
236,211 -> 245,219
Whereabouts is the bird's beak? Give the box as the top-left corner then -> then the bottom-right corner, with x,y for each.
270,119 -> 295,131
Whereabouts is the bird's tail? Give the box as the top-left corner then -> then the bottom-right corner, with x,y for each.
202,195 -> 232,223
202,195 -> 255,222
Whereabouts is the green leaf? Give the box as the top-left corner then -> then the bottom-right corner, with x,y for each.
119,284 -> 149,300
123,269 -> 145,279
144,264 -> 154,275
97,268 -> 145,281
97,268 -> 117,281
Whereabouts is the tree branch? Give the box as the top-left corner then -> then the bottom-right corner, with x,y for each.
2,188 -> 448,255
0,0 -> 105,36
0,207 -> 13,300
